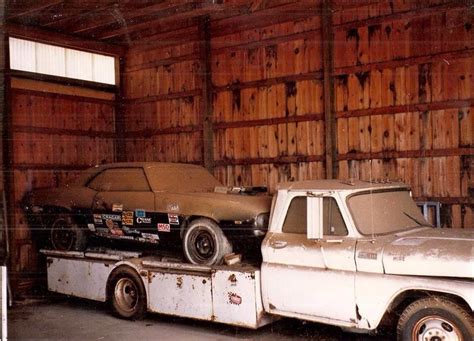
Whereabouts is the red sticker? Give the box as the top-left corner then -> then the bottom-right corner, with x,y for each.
157,223 -> 171,232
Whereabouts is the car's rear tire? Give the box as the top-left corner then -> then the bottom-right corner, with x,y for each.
397,296 -> 474,341
182,218 -> 232,266
107,266 -> 146,320
50,213 -> 87,251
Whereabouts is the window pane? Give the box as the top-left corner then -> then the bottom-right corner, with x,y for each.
66,49 -> 93,81
282,197 -> 307,234
36,42 -> 66,77
9,38 -> 116,85
9,37 -> 36,72
93,54 -> 115,85
323,198 -> 348,236
89,168 -> 150,192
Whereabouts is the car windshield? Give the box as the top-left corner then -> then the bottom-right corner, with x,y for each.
146,165 -> 223,192
347,189 -> 430,235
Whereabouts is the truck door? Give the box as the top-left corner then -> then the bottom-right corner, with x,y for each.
262,193 -> 357,325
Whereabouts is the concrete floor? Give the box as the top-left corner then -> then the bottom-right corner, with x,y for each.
8,295 -> 394,340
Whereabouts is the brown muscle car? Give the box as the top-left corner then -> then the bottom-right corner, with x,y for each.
23,162 -> 272,265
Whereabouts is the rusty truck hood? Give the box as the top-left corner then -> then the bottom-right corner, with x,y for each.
156,191 -> 272,221
382,228 -> 474,278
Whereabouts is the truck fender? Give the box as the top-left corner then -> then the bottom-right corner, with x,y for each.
106,261 -> 149,308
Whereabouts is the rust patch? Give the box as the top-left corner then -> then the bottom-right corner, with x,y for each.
228,273 -> 237,285
202,279 -> 207,284
176,276 -> 183,289
46,258 -> 53,267
269,303 -> 276,310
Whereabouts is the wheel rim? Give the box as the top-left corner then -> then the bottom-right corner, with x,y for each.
51,218 -> 74,251
189,227 -> 216,262
412,315 -> 462,341
114,278 -> 138,313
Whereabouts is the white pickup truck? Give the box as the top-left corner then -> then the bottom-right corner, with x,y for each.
44,180 -> 473,340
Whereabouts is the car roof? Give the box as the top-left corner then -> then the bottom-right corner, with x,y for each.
277,179 -> 410,191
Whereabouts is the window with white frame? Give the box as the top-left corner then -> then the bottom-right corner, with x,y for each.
9,37 -> 116,85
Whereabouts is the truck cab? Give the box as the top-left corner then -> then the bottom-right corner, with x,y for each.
261,180 -> 473,338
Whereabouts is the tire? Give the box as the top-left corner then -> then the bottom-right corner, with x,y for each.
182,218 -> 232,266
50,213 -> 87,251
107,266 -> 146,320
397,296 -> 474,341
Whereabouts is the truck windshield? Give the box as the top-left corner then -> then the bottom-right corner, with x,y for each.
347,189 -> 430,235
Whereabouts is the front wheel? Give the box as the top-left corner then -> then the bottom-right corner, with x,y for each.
107,267 -> 146,320
182,218 -> 232,266
50,213 -> 87,251
397,297 -> 474,341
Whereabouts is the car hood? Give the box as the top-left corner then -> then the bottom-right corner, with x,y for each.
156,191 -> 272,222
382,228 -> 474,278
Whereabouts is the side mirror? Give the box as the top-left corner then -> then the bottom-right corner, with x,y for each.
307,196 -> 323,239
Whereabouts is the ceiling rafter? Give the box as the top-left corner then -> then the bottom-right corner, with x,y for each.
7,0 -> 64,20
97,2 -> 223,40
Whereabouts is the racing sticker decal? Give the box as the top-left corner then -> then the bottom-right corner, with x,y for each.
142,233 -> 159,241
122,211 -> 134,225
112,203 -> 123,212
168,214 -> 179,225
87,223 -> 96,231
105,219 -> 124,236
102,214 -> 121,221
135,209 -> 146,218
93,214 -> 103,224
157,223 -> 171,232
167,203 -> 180,213
136,217 -> 152,224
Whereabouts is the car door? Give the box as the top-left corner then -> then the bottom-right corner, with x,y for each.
88,167 -> 157,240
262,192 -> 357,325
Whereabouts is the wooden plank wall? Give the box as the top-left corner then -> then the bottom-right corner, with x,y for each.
9,77 -> 116,294
123,0 -> 472,228
123,29 -> 204,165
333,0 -> 473,227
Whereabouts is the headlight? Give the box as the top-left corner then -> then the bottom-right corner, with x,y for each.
254,213 -> 269,230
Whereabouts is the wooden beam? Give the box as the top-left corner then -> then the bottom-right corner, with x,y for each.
125,125 -> 202,138
213,71 -> 323,93
322,0 -> 336,179
125,89 -> 201,105
213,113 -> 324,130
214,155 -> 325,167
12,125 -> 116,139
4,23 -> 125,56
200,16 -> 214,172
97,2 -> 220,41
337,148 -> 474,161
336,99 -> 474,119
7,0 -> 64,20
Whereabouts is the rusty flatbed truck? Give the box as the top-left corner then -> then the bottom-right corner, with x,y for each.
43,180 -> 474,340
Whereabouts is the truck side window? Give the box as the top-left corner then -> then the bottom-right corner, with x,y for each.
323,198 -> 348,236
282,196 -> 307,234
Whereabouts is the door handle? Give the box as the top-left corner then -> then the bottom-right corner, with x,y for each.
270,240 -> 288,249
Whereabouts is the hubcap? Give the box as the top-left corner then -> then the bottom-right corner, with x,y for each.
413,316 -> 462,341
51,218 -> 74,250
114,278 -> 138,313
190,228 -> 215,262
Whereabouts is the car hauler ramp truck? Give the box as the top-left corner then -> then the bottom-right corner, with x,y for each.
43,180 -> 474,340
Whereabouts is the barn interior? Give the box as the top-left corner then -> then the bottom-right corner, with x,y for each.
0,0 -> 472,299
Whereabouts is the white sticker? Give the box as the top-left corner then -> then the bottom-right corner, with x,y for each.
168,214 -> 179,225
136,217 -> 152,224
142,233 -> 159,241
87,224 -> 96,231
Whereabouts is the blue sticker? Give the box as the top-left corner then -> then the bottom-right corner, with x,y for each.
135,209 -> 146,218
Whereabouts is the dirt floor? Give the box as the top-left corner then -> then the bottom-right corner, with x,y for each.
7,295 -> 394,340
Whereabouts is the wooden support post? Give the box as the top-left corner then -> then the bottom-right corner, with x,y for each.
199,16 -> 214,172
115,56 -> 126,162
0,0 -> 13,276
322,0 -> 337,179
